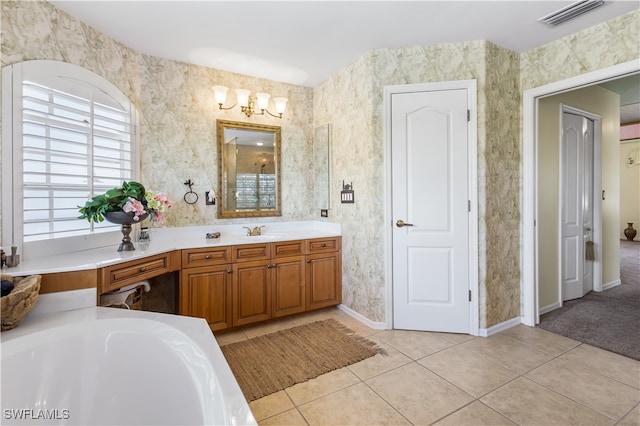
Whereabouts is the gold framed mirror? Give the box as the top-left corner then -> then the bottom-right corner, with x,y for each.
217,120 -> 281,218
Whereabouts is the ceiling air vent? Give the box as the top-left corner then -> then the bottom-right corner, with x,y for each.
538,0 -> 606,27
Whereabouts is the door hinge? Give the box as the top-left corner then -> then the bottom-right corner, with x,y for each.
469,290 -> 472,302
467,109 -> 471,122
468,200 -> 471,212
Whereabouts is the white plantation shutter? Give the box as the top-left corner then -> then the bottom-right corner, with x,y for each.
2,60 -> 138,259
22,81 -> 134,241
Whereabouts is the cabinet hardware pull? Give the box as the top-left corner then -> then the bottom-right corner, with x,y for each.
205,255 -> 211,259
307,259 -> 312,263
227,269 -> 232,273
267,264 -> 272,269
272,263 -> 277,268
139,267 -> 147,272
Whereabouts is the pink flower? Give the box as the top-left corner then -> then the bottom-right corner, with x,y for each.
123,197 -> 146,220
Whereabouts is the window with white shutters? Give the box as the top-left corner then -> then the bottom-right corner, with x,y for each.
2,60 -> 138,260
22,81 -> 133,241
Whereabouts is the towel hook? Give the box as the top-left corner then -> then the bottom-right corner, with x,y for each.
183,178 -> 198,204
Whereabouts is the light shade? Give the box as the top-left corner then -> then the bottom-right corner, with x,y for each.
255,93 -> 271,110
273,97 -> 288,115
235,89 -> 251,108
212,85 -> 229,105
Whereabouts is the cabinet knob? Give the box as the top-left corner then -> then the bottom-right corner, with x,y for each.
267,264 -> 272,269
139,267 -> 147,272
205,255 -> 211,259
307,259 -> 311,263
227,269 -> 232,274
321,243 -> 326,247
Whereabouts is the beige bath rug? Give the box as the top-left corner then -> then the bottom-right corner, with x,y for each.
220,319 -> 382,401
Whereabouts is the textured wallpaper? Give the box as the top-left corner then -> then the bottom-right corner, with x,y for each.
2,1 -> 638,328
1,0 -> 316,232
521,9 -> 639,91
314,41 -> 522,327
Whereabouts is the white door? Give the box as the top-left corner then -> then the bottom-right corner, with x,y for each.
561,111 -> 594,301
392,87 -> 470,333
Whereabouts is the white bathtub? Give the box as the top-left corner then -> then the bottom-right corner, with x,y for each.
1,307 -> 255,425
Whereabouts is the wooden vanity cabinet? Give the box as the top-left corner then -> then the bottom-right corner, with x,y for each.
306,237 -> 342,310
180,246 -> 233,331
99,251 -> 180,294
179,236 -> 340,330
231,240 -> 306,326
271,240 -> 306,318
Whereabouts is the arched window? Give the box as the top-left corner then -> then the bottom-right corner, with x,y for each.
2,60 -> 139,260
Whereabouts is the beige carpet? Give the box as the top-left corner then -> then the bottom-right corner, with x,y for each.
221,319 -> 382,401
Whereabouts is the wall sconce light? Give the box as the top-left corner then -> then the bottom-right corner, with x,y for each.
213,85 -> 288,118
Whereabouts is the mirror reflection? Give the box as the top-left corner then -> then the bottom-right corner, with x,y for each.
217,120 -> 281,218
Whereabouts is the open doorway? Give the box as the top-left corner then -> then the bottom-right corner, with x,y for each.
522,60 -> 640,327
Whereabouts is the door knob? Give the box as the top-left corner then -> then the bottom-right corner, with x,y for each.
396,220 -> 414,228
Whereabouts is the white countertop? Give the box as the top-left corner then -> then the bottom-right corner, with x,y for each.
4,220 -> 341,276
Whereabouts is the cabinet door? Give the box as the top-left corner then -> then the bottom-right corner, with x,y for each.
306,252 -> 342,310
180,265 -> 232,331
233,260 -> 272,326
272,256 -> 306,318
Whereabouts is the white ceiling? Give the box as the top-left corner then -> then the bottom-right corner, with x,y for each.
49,0 -> 639,87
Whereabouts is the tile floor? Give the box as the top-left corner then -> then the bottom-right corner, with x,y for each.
215,308 -> 640,426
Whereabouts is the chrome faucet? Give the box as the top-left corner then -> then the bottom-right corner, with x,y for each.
243,225 -> 265,236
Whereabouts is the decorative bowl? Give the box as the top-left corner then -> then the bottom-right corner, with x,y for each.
1,274 -> 41,331
104,211 -> 149,225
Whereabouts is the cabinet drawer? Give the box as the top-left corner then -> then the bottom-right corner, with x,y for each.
271,240 -> 305,258
100,252 -> 175,293
182,247 -> 231,268
232,243 -> 271,263
306,237 -> 341,254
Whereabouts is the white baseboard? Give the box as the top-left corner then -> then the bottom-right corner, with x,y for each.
539,301 -> 562,315
602,279 -> 622,291
478,316 -> 521,337
337,304 -> 388,330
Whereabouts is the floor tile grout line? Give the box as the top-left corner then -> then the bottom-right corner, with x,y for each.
557,342 -> 640,390
500,331 -> 582,357
415,356 -> 516,401
295,406 -> 311,426
522,354 -> 638,423
522,377 -> 629,423
284,367 -> 364,409
419,340 -> 533,379
359,371 -> 419,426
457,343 -> 538,376
614,401 -> 640,426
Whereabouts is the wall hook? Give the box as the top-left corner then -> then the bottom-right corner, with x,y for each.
183,178 -> 198,204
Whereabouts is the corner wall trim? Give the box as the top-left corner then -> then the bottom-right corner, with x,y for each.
602,279 -> 622,291
478,316 -> 521,337
539,302 -> 562,315
337,304 -> 388,330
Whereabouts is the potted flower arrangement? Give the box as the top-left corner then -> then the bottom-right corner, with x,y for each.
79,181 -> 171,251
